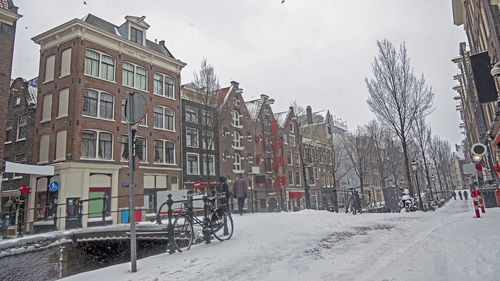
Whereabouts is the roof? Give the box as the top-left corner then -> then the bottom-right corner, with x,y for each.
245,99 -> 263,121
83,14 -> 174,59
217,87 -> 230,107
274,111 -> 289,128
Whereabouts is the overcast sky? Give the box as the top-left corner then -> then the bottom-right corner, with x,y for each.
11,0 -> 467,146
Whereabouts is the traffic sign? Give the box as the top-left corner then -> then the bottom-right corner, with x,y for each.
194,180 -> 201,188
49,181 -> 60,192
122,183 -> 137,188
125,92 -> 148,124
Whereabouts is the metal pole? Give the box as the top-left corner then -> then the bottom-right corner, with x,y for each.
128,92 -> 137,272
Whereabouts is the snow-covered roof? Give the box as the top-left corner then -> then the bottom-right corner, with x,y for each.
274,111 -> 290,128
245,99 -> 263,121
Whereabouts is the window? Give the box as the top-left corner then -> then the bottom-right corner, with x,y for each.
295,171 -> 301,186
308,167 -> 315,185
83,89 -> 114,120
265,138 -> 271,153
187,153 -> 199,175
203,154 -> 216,176
282,133 -> 288,144
288,171 -> 293,186
153,105 -> 174,130
5,120 -> 13,144
223,151 -> 228,161
122,62 -> 146,90
58,88 -> 69,118
234,97 -> 240,107
264,120 -> 271,133
234,153 -> 241,171
247,153 -> 253,163
287,151 -> 292,165
44,55 -> 55,83
185,106 -> 198,123
266,157 -> 272,172
233,131 -> 241,148
290,123 -> 295,133
186,128 -> 198,148
55,130 -> 67,161
121,98 -> 146,125
223,127 -> 228,136
81,131 -> 113,160
17,116 -> 27,141
153,140 -> 175,164
202,131 -> 215,150
154,73 -> 174,98
130,27 -> 143,45
294,152 -> 300,166
39,134 -> 50,163
41,94 -> 52,122
14,96 -> 21,106
232,110 -> 241,127
121,136 -> 146,162
202,110 -> 213,126
247,132 -> 252,142
84,49 -> 115,81
60,48 -> 72,77
289,134 -> 296,147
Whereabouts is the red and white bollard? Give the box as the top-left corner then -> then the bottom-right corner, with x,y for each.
476,189 -> 486,213
472,190 -> 480,218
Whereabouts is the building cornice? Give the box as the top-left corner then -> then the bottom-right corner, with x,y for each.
32,18 -> 186,73
0,7 -> 21,25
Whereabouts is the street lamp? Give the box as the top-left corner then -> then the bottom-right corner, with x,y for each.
411,160 -> 424,211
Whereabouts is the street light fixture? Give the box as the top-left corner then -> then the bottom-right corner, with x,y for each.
411,160 -> 424,211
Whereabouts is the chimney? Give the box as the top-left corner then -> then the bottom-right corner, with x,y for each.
159,40 -> 165,47
260,94 -> 269,103
231,81 -> 239,89
306,106 -> 313,125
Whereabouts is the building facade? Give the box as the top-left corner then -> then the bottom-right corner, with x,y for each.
29,14 -> 186,231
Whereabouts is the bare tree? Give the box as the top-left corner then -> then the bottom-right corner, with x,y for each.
326,134 -> 351,188
341,127 -> 370,194
411,114 -> 434,200
365,120 -> 393,187
428,136 -> 453,200
192,58 -> 220,196
365,39 -> 434,196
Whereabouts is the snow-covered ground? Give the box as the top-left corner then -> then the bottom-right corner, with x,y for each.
62,199 -> 500,281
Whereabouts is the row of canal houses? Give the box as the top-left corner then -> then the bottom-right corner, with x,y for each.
0,9 -> 348,234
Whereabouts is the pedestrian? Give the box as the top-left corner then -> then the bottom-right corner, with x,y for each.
463,190 -> 468,200
458,190 -> 463,200
453,191 -> 457,200
1,196 -> 16,239
232,174 -> 248,215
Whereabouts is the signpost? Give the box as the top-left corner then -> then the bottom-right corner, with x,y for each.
49,181 -> 60,192
126,91 -> 147,273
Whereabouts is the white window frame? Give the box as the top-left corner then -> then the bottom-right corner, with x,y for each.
287,151 -> 292,165
185,106 -> 198,123
4,120 -> 13,144
153,105 -> 175,131
202,131 -> 215,150
186,128 -> 199,148
44,54 -> 55,83
233,131 -> 241,148
289,134 -> 296,147
14,96 -> 21,107
153,72 -> 175,99
233,152 -> 242,171
122,62 -> 147,91
203,154 -> 216,176
81,130 -> 114,160
295,171 -> 301,186
187,153 -> 200,175
288,170 -> 294,186
83,89 -> 115,121
16,116 -> 28,141
232,110 -> 241,127
60,48 -> 72,78
84,49 -> 115,82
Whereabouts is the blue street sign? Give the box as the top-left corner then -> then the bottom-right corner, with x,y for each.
49,181 -> 60,192
122,183 -> 136,188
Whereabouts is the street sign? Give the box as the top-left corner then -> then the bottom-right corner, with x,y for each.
133,155 -> 140,171
122,183 -> 137,188
49,181 -> 59,192
125,92 -> 148,124
194,180 -> 201,188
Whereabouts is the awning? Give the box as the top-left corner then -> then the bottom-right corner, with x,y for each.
4,161 -> 54,176
289,191 -> 304,199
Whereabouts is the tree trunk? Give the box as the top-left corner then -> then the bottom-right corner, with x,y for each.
422,152 -> 433,201
401,136 -> 414,196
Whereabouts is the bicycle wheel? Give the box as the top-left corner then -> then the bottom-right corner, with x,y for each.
173,214 -> 193,252
209,208 -> 233,241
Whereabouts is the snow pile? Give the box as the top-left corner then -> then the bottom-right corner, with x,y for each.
61,200 -> 500,281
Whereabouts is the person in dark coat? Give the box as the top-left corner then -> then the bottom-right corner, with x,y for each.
458,190 -> 463,200
453,191 -> 457,200
1,196 -> 16,239
232,174 -> 248,215
463,190 -> 468,200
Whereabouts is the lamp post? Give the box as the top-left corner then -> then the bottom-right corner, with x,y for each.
411,160 -> 424,211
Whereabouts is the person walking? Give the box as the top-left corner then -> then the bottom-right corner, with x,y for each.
458,190 -> 463,200
1,196 -> 16,239
453,191 -> 457,200
463,190 -> 469,200
232,174 -> 248,215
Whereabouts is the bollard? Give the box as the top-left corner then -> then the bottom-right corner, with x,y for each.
472,190 -> 480,218
166,194 -> 176,254
202,196 -> 211,244
476,190 -> 486,213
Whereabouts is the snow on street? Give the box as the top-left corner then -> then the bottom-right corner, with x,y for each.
63,200 -> 500,281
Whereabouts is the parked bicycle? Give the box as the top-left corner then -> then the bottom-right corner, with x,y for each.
172,190 -> 234,252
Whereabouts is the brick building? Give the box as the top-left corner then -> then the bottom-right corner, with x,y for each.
0,0 -> 21,210
1,77 -> 37,231
28,14 -> 186,231
181,84 -> 220,191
